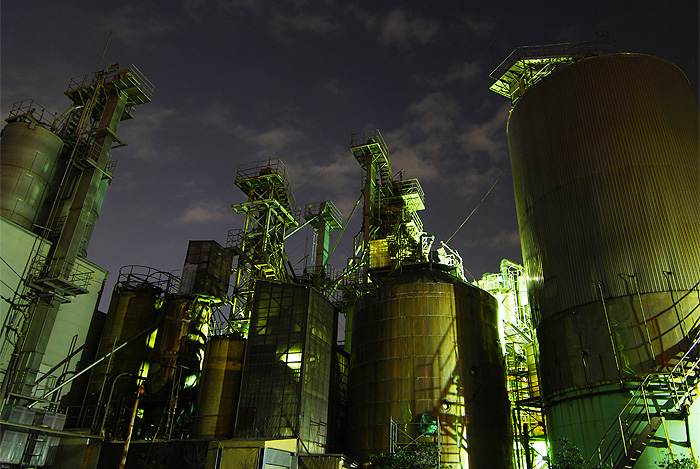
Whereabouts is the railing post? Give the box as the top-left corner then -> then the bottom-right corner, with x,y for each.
619,416 -> 628,456
641,381 -> 652,424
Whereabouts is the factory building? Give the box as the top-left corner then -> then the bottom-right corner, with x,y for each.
0,37 -> 697,469
0,64 -> 153,466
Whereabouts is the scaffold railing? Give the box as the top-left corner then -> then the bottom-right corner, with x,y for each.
66,63 -> 154,103
115,265 -> 180,295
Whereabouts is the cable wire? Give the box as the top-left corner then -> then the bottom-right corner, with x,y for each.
445,167 -> 507,244
293,147 -> 349,194
0,256 -> 22,279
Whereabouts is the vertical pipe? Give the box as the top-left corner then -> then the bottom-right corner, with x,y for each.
598,282 -> 622,380
632,274 -> 655,362
512,408 -> 522,469
523,423 -> 532,469
119,384 -> 144,469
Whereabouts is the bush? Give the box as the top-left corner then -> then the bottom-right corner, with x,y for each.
368,442 -> 448,469
545,438 -> 611,469
656,453 -> 699,469
548,438 -> 584,469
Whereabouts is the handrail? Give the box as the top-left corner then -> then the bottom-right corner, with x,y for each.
584,325 -> 700,468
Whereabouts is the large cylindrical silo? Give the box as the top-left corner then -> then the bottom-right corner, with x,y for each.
86,282 -> 160,431
507,53 -> 699,464
0,121 -> 64,230
346,265 -> 513,469
191,336 -> 246,439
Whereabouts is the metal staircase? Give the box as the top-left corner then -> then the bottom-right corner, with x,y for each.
584,326 -> 700,469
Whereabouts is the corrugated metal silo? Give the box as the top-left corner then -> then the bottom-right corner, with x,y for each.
507,53 -> 700,463
191,336 -> 246,439
0,122 -> 64,230
87,284 -> 159,408
346,265 -> 513,469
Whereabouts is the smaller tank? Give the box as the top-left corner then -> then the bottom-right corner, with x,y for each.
191,336 -> 246,438
347,264 -> 513,469
0,121 -> 64,230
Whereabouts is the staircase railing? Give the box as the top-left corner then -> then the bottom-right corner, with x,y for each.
584,328 -> 700,469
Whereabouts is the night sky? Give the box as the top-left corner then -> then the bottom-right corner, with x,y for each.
2,1 -> 698,311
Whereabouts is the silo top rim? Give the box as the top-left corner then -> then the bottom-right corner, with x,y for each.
494,52 -> 689,105
379,262 -> 472,287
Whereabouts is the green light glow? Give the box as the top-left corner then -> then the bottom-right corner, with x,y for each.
146,329 -> 158,348
184,374 -> 198,388
281,352 -> 302,370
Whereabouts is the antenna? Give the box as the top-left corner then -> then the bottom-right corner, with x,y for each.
96,31 -> 112,72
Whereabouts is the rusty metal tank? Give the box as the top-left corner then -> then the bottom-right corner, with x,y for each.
145,296 -> 211,395
507,53 -> 700,463
85,267 -> 176,421
191,336 -> 246,438
346,264 -> 513,469
0,121 -> 64,230
86,277 -> 161,425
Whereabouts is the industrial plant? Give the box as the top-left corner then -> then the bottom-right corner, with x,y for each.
0,36 -> 698,469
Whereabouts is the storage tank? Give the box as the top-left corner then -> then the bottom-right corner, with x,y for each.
507,53 -> 700,464
346,265 -> 513,469
0,121 -> 64,230
84,266 -> 175,431
191,336 -> 246,438
146,297 -> 211,395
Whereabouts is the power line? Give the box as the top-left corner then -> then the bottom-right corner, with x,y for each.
0,256 -> 22,279
445,167 -> 507,245
293,147 -> 349,194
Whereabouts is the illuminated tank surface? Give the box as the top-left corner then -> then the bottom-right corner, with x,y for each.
0,121 -> 64,230
507,53 -> 700,464
346,264 -> 513,469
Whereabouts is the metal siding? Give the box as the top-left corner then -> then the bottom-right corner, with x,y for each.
346,267 -> 513,469
191,336 -> 245,438
0,122 -> 64,230
507,53 -> 700,464
508,53 -> 699,317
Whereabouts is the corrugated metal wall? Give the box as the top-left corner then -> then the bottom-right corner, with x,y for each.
508,53 -> 699,320
346,266 -> 513,469
507,53 -> 700,463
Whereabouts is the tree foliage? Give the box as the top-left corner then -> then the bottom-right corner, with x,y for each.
548,438 -> 584,469
368,442 -> 446,469
546,438 -> 611,469
656,453 -> 699,469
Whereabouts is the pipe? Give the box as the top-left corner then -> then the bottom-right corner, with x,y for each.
29,321 -> 158,407
119,384 -> 144,469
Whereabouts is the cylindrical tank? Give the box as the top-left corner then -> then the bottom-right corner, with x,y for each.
0,121 -> 64,230
87,285 -> 159,404
145,297 -> 211,395
346,265 -> 513,469
507,53 -> 699,464
191,336 -> 246,439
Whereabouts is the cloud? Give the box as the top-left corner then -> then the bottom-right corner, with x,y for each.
270,11 -> 343,36
463,16 -> 498,35
349,7 -> 439,49
491,228 -> 521,247
380,9 -> 439,48
119,105 -> 179,160
102,5 -> 173,48
451,165 -> 506,200
446,61 -> 482,82
408,92 -> 461,134
175,201 -> 231,225
289,149 -> 358,194
457,102 -> 510,162
414,60 -> 482,87
247,127 -> 304,154
324,78 -> 342,95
